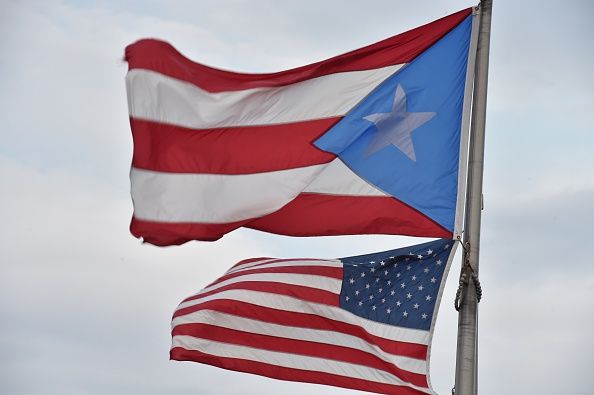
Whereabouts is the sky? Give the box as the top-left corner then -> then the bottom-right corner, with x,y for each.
1,0 -> 593,394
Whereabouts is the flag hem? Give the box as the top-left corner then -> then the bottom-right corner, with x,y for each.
424,239 -> 459,394
454,11 -> 480,238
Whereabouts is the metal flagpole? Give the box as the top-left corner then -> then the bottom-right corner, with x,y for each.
454,1 -> 492,394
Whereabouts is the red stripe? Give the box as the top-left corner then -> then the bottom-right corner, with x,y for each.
130,118 -> 338,174
131,193 -> 451,246
130,217 -> 248,245
206,265 -> 342,288
173,299 -> 427,360
173,324 -> 428,388
171,347 -> 429,395
248,193 -> 452,238
126,9 -> 471,93
180,281 -> 339,307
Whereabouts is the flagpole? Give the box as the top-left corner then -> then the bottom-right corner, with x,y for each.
454,1 -> 492,394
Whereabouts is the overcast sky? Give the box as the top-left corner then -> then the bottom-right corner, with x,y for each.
1,0 -> 593,394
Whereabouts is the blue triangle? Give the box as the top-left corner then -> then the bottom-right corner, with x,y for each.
315,15 -> 473,231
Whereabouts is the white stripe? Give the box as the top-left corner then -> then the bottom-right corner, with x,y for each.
131,164 -> 326,223
227,258 -> 280,273
226,259 -> 342,275
200,272 -> 342,296
303,159 -> 387,196
127,66 -> 403,129
172,309 -> 426,375
172,336 -> 431,393
175,289 -> 430,345
131,158 -> 389,223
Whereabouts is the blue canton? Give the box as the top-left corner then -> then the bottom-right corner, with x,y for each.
339,239 -> 454,331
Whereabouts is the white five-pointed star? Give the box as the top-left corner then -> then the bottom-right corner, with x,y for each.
363,84 -> 436,160
422,313 -> 428,319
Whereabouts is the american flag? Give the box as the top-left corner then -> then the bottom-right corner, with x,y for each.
171,239 -> 456,394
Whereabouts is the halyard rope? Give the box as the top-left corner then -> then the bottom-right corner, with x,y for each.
454,237 -> 482,311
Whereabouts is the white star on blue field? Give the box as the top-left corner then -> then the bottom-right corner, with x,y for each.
363,84 -> 436,161
340,238 -> 453,331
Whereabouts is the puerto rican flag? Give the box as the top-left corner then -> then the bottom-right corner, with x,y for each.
125,8 -> 477,246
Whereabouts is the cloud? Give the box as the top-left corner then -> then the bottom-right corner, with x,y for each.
480,274 -> 594,395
